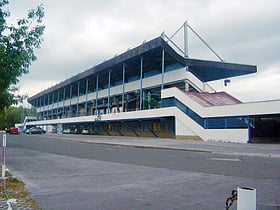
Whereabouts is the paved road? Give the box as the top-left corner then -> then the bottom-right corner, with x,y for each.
2,133 -> 280,209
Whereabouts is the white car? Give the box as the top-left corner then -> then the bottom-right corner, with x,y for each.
82,129 -> 90,135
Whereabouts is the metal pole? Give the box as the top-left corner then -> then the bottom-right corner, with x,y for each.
2,133 -> 7,194
2,133 -> 6,178
52,91 -> 55,119
47,94 -> 49,119
184,21 -> 188,58
36,98 -> 39,120
247,116 -> 251,143
122,63 -> 125,112
108,70 -> 111,114
63,87 -> 66,118
187,24 -> 224,62
140,57 -> 143,110
85,79 -> 89,116
161,49 -> 165,90
77,81 -> 80,117
70,85 -> 72,117
95,75 -> 99,115
169,23 -> 184,40
39,97 -> 41,120
57,91 -> 59,119
43,95 -> 46,119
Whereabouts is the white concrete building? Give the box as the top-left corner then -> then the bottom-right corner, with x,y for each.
27,28 -> 280,143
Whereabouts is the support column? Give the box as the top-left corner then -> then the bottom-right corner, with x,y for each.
185,66 -> 190,92
107,70 -> 111,114
43,96 -> 46,119
47,94 -> 50,119
122,63 -> 125,112
140,57 -> 143,110
57,91 -> 59,119
95,74 -> 99,115
52,92 -> 55,119
184,80 -> 190,92
63,87 -> 66,118
77,81 -> 80,117
69,84 -> 72,117
36,98 -> 39,120
248,116 -> 251,143
85,79 -> 89,116
161,49 -> 165,90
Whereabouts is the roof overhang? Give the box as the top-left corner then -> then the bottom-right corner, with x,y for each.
186,58 -> 257,82
28,36 -> 257,102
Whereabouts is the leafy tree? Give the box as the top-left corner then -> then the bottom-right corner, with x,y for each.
0,105 -> 35,129
0,0 -> 45,113
0,106 -> 20,129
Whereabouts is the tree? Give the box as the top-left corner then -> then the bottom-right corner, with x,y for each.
0,106 -> 20,129
0,106 -> 35,129
0,0 -> 45,113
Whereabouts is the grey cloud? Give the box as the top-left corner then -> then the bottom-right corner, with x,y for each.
6,0 -> 280,101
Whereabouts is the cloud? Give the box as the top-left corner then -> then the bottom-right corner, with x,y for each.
5,0 -> 280,104
210,63 -> 280,102
17,77 -> 59,107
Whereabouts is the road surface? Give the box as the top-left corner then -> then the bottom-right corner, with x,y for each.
3,133 -> 280,209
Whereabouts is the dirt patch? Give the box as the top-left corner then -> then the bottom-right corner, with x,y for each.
0,171 -> 40,209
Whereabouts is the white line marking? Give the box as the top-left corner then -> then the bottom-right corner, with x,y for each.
208,158 -> 241,162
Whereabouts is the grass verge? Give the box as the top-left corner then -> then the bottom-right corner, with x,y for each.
0,171 -> 40,209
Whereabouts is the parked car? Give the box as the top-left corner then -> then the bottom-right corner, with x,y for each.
63,128 -> 71,134
25,127 -> 46,135
74,128 -> 82,134
82,129 -> 90,135
63,128 -> 76,134
6,127 -> 19,135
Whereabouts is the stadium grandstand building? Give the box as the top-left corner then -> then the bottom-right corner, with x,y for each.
27,23 -> 280,143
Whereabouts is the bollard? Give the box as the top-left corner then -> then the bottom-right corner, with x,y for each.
1,133 -> 7,195
2,133 -> 6,178
237,187 -> 256,210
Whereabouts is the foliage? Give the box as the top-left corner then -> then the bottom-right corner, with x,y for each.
0,106 -> 20,128
0,105 -> 35,129
0,0 -> 45,113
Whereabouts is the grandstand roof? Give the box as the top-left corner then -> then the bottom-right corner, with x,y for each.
28,36 -> 256,101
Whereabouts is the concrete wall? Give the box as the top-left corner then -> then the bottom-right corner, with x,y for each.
162,87 -> 280,117
27,105 -> 249,143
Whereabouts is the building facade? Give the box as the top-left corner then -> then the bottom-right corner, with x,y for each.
27,35 -> 280,143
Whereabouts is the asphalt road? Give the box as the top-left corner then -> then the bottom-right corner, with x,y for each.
2,133 -> 280,209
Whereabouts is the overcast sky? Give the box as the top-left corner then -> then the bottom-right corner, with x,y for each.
6,0 -> 280,105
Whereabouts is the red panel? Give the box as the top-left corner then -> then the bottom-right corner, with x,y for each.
186,92 -> 241,107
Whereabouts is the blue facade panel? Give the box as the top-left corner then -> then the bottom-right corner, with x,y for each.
162,97 -> 249,129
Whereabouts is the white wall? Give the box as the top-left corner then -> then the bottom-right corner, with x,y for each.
173,107 -> 248,143
162,87 -> 280,117
27,105 -> 249,143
